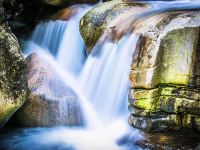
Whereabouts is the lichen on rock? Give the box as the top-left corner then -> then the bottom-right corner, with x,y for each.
80,0 -> 150,53
0,22 -> 27,127
129,11 -> 200,132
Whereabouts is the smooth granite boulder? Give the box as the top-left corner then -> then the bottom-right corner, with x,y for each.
15,53 -> 84,127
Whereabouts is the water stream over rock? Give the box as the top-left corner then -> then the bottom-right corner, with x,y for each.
0,5 -> 143,150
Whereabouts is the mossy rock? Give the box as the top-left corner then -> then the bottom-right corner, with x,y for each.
152,27 -> 200,87
80,0 -> 150,53
0,23 -> 27,127
130,26 -> 200,89
129,12 -> 200,132
129,114 -> 181,132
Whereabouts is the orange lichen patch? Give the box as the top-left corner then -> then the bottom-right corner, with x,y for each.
49,5 -> 82,21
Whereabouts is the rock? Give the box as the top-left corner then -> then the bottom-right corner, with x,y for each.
49,4 -> 89,21
15,53 -> 84,127
49,5 -> 79,21
80,0 -> 150,53
129,114 -> 181,132
0,22 -> 27,128
129,12 -> 200,132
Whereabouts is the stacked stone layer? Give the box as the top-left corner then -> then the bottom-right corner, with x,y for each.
129,13 -> 200,132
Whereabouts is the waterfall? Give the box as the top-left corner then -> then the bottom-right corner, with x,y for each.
26,5 -> 92,76
0,4 -> 144,150
80,34 -> 139,123
31,21 -> 67,56
56,6 -> 92,76
24,4 -> 141,128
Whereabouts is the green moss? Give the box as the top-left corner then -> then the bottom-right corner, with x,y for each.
0,24 -> 27,127
130,85 -> 200,127
80,0 -> 149,53
80,0 -> 123,52
152,27 -> 200,87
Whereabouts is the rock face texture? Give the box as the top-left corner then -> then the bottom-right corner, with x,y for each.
0,20 -> 27,127
15,53 -> 84,127
129,12 -> 200,132
80,0 -> 150,52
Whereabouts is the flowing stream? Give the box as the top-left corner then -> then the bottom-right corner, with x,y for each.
1,1 -> 200,150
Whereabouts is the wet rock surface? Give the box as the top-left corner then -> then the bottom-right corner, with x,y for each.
80,0 -> 150,52
15,53 -> 84,127
129,12 -> 200,132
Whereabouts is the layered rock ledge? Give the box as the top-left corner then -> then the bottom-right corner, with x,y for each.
129,12 -> 200,132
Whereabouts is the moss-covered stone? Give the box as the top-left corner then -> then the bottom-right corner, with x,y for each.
130,27 -> 200,89
129,114 -> 181,132
129,12 -> 200,132
153,27 -> 199,87
0,23 -> 27,127
80,0 -> 150,52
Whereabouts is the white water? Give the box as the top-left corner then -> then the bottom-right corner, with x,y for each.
56,6 -> 92,76
31,21 -> 67,56
28,5 -> 92,76
80,34 -> 139,123
13,5 -> 143,150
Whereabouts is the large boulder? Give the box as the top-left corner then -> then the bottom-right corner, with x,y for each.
80,0 -> 150,52
0,21 -> 27,127
15,53 -> 84,127
129,11 -> 200,132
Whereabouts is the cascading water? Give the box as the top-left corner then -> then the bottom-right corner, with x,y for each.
80,34 -> 139,123
25,5 -> 92,76
0,4 -> 143,150
30,21 -> 67,56
56,6 -> 92,76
